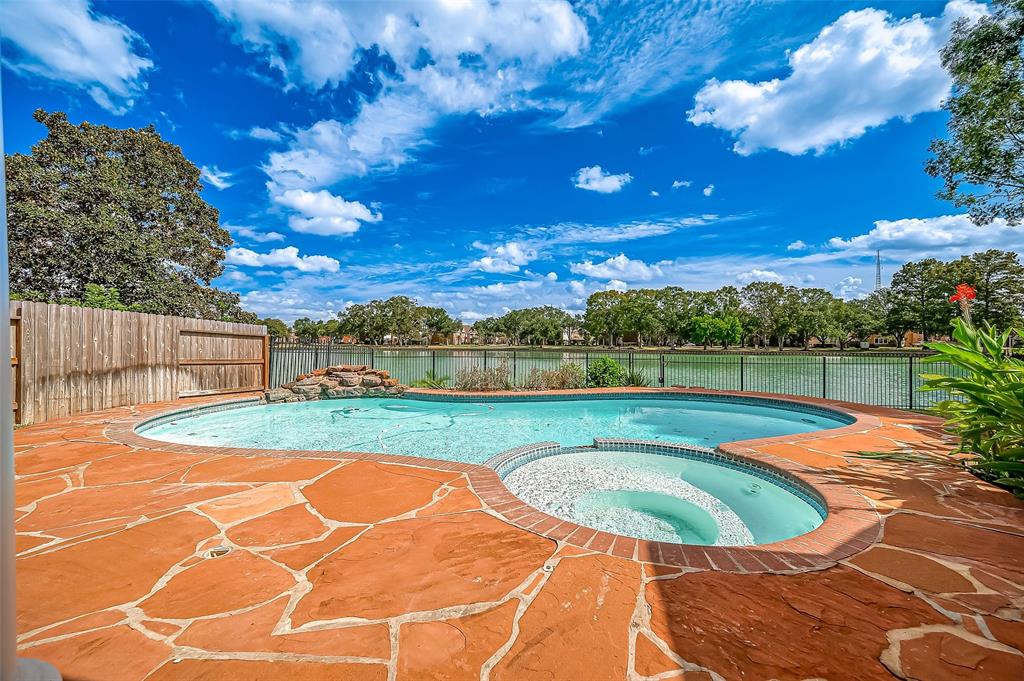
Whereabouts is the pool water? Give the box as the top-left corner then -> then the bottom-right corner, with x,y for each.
142,396 -> 848,465
502,449 -> 824,545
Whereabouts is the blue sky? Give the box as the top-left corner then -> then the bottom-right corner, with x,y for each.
3,0 -> 1021,322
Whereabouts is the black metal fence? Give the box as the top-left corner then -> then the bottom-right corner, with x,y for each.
269,340 -> 959,410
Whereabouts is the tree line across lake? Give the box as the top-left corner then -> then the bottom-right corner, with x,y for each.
270,248 -> 1024,349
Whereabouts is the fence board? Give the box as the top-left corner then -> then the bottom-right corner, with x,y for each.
8,302 -> 267,424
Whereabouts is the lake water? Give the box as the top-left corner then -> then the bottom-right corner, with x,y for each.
269,346 -> 956,409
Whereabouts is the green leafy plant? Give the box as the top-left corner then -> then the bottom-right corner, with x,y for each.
587,356 -> 626,387
622,368 -> 651,387
921,318 -> 1024,497
411,369 -> 450,389
454,360 -> 513,391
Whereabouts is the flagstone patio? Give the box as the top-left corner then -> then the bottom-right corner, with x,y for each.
12,392 -> 1024,680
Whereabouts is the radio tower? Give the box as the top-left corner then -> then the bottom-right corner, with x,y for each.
875,250 -> 882,291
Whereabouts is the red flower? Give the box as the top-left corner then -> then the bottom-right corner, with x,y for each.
950,283 -> 976,302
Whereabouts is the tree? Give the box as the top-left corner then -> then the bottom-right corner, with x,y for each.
868,288 -> 916,347
655,287 -> 693,345
822,299 -> 873,350
419,306 -> 460,341
5,110 -> 254,321
472,317 -> 502,344
946,249 -> 1024,328
710,286 -> 743,318
792,288 -> 836,350
338,303 -> 375,343
499,309 -> 527,345
519,306 -> 574,345
689,315 -> 718,350
583,291 -> 624,346
927,0 -> 1024,224
261,318 -> 290,338
741,282 -> 795,350
292,318 -> 321,341
889,259 -> 954,341
617,289 -> 660,346
714,314 -> 743,349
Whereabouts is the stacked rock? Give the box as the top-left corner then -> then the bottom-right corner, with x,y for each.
265,365 -> 407,403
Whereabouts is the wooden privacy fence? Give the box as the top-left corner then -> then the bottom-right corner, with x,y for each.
9,301 -> 268,425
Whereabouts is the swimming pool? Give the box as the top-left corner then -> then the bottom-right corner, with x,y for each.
499,445 -> 825,546
140,393 -> 851,465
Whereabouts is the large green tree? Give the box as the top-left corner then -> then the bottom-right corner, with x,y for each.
741,282 -> 795,350
946,249 -> 1024,328
889,258 -> 954,341
260,318 -> 290,338
582,290 -> 624,346
419,306 -> 461,341
927,0 -> 1024,224
6,110 -> 254,321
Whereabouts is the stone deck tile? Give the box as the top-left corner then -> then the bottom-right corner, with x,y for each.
12,390 -> 1024,680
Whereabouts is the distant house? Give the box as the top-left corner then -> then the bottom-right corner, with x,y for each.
561,327 -> 585,344
865,331 -> 928,347
451,324 -> 478,345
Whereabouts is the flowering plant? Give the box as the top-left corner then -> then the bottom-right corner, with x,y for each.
949,283 -> 976,323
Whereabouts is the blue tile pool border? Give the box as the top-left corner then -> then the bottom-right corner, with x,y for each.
402,389 -> 856,426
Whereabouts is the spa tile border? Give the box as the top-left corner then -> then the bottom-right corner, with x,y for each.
487,439 -> 828,518
107,387 -> 883,573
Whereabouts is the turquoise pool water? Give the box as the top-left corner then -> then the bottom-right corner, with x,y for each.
502,448 -> 824,545
142,396 -> 848,465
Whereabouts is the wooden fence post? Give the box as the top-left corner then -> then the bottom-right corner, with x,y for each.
8,304 -> 21,424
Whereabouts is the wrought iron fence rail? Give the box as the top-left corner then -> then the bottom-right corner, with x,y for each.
268,340 -> 956,410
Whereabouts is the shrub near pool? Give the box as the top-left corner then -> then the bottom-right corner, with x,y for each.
923,319 -> 1024,497
523,363 -> 586,390
587,356 -> 626,387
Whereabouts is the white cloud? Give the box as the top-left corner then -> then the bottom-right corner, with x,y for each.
264,99 -> 437,191
246,126 -> 284,142
735,268 -> 784,284
210,0 -> 587,191
225,224 -> 286,243
605,279 -> 628,292
671,180 -> 692,189
226,246 -> 340,273
273,188 -> 382,236
569,281 -> 586,296
238,286 -> 346,321
552,2 -> 747,128
688,1 -> 987,155
469,240 -> 538,273
459,310 -> 488,322
823,214 -> 1024,259
572,165 -> 633,193
0,0 -> 153,114
200,165 -> 234,191
649,190 -> 660,197
787,240 -> 808,251
469,279 -> 546,297
835,276 -> 865,298
569,253 -> 667,281
207,0 -> 587,90
470,257 -> 521,274
221,269 -> 254,285
702,184 -> 715,197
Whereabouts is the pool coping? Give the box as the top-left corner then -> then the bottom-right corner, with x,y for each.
106,387 -> 883,573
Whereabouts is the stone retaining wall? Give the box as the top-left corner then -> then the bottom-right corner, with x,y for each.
265,365 -> 407,403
